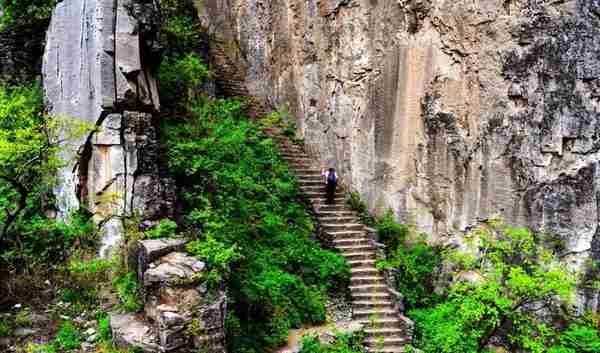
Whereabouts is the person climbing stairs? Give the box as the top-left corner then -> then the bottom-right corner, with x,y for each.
264,126 -> 413,353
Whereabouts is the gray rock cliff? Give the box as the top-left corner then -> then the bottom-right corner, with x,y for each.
201,0 -> 600,311
43,0 -> 173,257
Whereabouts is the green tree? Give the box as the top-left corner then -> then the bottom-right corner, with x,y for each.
410,221 -> 577,353
0,83 -> 92,268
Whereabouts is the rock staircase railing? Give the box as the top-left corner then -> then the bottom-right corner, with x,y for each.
110,239 -> 227,353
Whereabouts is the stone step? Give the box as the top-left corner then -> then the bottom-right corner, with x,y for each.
352,292 -> 392,301
298,179 -> 324,186
349,284 -> 389,294
334,238 -> 371,247
364,328 -> 405,338
322,223 -> 364,231
297,175 -> 324,181
350,267 -> 380,276
319,216 -> 358,224
316,210 -> 356,217
359,318 -> 404,330
353,309 -> 399,321
366,337 -> 410,347
343,251 -> 377,261
310,197 -> 346,205
326,230 -> 367,239
348,258 -> 377,267
353,300 -> 394,310
338,244 -> 376,253
317,204 -> 352,212
365,346 -> 407,353
351,276 -> 385,286
294,169 -> 322,176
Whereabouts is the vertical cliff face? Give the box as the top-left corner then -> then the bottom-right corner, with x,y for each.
201,0 -> 600,309
43,0 -> 173,257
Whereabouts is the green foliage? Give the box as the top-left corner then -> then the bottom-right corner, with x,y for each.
0,0 -> 56,28
408,222 -> 577,353
186,235 -> 242,286
54,321 -> 82,351
98,312 -> 112,343
0,317 -> 11,337
345,192 -> 374,225
15,307 -> 31,326
164,97 -> 350,352
299,332 -> 366,353
158,54 -> 210,112
551,324 -> 600,353
0,82 -> 95,269
144,219 -> 179,239
377,237 -> 442,309
374,210 -> 409,253
112,272 -> 142,313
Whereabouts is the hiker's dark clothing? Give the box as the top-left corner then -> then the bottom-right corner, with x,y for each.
324,170 -> 337,204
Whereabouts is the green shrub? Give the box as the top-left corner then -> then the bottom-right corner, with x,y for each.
113,273 -> 142,313
409,222 -> 577,353
186,235 -> 242,286
299,331 -> 366,353
345,192 -> 374,225
25,343 -> 56,353
54,321 -> 81,351
552,324 -> 600,352
98,312 -> 112,342
164,97 -> 350,351
377,238 -> 442,309
374,210 -> 409,253
0,0 -> 56,28
0,317 -> 11,337
144,219 -> 179,239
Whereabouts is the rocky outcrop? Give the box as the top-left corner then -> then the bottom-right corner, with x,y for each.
201,0 -> 600,311
43,0 -> 173,257
112,239 -> 227,353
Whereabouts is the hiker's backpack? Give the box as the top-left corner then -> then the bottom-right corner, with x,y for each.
327,171 -> 337,184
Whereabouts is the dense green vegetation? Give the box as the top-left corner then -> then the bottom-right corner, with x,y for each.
0,0 -> 56,28
163,96 -> 350,351
373,214 -> 600,353
299,332 -> 366,353
0,82 -> 96,304
157,2 -> 350,351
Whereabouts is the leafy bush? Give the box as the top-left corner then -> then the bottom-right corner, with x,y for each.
409,222 -> 577,353
551,324 -> 600,353
0,317 -> 11,337
345,192 -> 374,225
374,210 -> 410,253
377,238 -> 442,309
0,0 -> 56,28
186,235 -> 242,286
0,83 -> 95,271
97,312 -> 112,342
158,54 -> 210,112
164,97 -> 350,351
54,321 -> 81,351
299,332 -> 366,353
144,219 -> 179,239
112,272 -> 142,313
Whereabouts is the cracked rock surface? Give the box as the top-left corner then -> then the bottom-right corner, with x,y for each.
43,0 -> 173,257
202,0 -> 600,311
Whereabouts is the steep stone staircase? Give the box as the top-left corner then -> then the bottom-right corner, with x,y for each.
263,127 -> 413,353
210,43 -> 412,352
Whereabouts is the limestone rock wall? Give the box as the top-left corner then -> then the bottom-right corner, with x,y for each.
200,0 -> 600,311
43,0 -> 173,257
